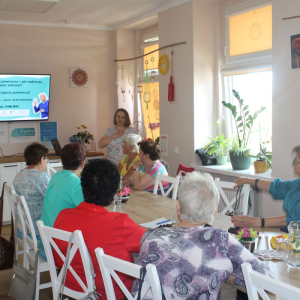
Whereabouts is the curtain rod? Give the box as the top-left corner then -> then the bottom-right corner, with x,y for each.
282,15 -> 300,20
114,41 -> 186,62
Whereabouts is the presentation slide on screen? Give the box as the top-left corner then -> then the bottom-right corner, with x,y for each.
0,74 -> 50,122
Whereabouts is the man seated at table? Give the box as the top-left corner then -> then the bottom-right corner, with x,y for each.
132,171 -> 273,300
53,159 -> 146,300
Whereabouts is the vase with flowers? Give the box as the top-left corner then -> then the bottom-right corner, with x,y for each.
236,228 -> 259,252
117,186 -> 131,203
69,125 -> 94,149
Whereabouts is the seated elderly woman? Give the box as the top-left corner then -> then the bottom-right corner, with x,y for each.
132,171 -> 272,299
232,144 -> 300,232
130,139 -> 169,193
40,142 -> 85,228
13,142 -> 50,237
53,159 -> 146,299
117,134 -> 142,186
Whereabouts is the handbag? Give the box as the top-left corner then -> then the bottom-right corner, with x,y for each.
195,148 -> 217,166
0,182 -> 14,270
58,232 -> 101,300
136,266 -> 166,300
8,251 -> 39,300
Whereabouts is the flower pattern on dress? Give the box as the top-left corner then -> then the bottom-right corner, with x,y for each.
132,226 -> 273,300
104,127 -> 137,165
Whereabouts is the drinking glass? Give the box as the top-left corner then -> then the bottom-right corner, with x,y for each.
233,209 -> 243,216
256,234 -> 269,253
275,238 -> 288,260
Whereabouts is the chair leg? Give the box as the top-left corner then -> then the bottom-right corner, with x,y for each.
35,266 -> 40,300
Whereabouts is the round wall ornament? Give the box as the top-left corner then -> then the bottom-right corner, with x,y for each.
71,68 -> 88,87
158,54 -> 168,75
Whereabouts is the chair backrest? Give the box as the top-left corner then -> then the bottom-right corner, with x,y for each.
160,159 -> 171,175
153,174 -> 180,200
36,220 -> 95,300
46,162 -> 63,177
15,194 -> 38,252
241,262 -> 300,300
4,183 -> 17,223
95,247 -> 163,300
214,177 -> 250,215
176,164 -> 195,178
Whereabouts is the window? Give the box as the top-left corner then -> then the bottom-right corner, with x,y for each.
222,0 -> 272,154
223,71 -> 272,154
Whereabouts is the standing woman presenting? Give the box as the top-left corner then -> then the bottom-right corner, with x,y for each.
99,109 -> 137,165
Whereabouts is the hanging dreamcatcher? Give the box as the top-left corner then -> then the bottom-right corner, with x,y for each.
121,65 -> 125,102
143,60 -> 151,109
116,65 -> 120,86
128,65 -> 134,102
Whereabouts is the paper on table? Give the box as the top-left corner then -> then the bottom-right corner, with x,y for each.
140,218 -> 172,229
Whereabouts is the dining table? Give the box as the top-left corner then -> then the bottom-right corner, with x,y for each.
107,189 -> 300,299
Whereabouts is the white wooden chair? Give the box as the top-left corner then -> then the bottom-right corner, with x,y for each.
37,220 -> 96,300
46,161 -> 63,177
4,184 -> 26,266
214,177 -> 250,215
95,247 -> 163,300
153,174 -> 180,200
241,262 -> 300,300
16,195 -> 51,300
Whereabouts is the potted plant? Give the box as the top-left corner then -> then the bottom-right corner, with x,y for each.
222,89 -> 266,170
236,228 -> 260,253
117,186 -> 131,203
245,144 -> 272,173
69,125 -> 94,148
203,134 -> 231,165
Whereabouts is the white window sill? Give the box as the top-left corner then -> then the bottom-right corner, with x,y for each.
190,162 -> 275,180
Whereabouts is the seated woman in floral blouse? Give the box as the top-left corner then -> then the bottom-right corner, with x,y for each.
132,171 -> 273,300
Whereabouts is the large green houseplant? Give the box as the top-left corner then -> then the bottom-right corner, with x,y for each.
222,89 -> 266,170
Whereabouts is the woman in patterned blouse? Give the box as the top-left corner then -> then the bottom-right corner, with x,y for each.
133,171 -> 272,300
98,109 -> 137,165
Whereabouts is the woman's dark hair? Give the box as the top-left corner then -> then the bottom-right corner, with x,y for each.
81,159 -> 120,206
113,108 -> 131,127
138,139 -> 160,161
60,143 -> 86,170
24,142 -> 49,166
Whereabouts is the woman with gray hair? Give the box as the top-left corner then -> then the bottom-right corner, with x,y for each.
117,134 -> 142,186
233,145 -> 300,232
133,171 -> 272,299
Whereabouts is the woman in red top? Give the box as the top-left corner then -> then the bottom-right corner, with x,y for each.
53,159 -> 146,300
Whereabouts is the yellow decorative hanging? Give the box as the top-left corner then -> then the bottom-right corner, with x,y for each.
158,54 -> 169,75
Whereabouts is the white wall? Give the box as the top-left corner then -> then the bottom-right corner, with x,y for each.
272,0 -> 300,181
158,2 -> 195,175
0,24 -> 114,157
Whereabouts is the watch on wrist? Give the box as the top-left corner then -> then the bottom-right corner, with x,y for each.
133,168 -> 140,171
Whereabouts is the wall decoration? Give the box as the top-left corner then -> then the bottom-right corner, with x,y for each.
155,110 -> 160,121
9,122 -> 37,143
158,54 -> 168,75
143,61 -> 151,109
168,51 -> 174,102
128,71 -> 134,102
291,34 -> 300,68
121,65 -> 125,102
40,122 -> 57,148
70,68 -> 88,87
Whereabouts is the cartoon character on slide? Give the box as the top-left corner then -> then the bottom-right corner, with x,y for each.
32,93 -> 49,119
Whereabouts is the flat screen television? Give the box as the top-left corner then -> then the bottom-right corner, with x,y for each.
0,74 -> 51,122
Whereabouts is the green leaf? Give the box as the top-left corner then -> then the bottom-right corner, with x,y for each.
248,115 -> 253,123
245,111 -> 249,116
243,105 -> 249,111
238,123 -> 243,128
246,123 -> 251,129
237,116 -> 242,121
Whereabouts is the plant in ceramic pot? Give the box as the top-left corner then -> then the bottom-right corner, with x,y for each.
203,134 -> 231,165
222,89 -> 266,170
245,144 -> 272,173
236,228 -> 260,253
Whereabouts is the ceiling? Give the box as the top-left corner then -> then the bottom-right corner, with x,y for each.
0,0 -> 227,30
0,0 -> 190,30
